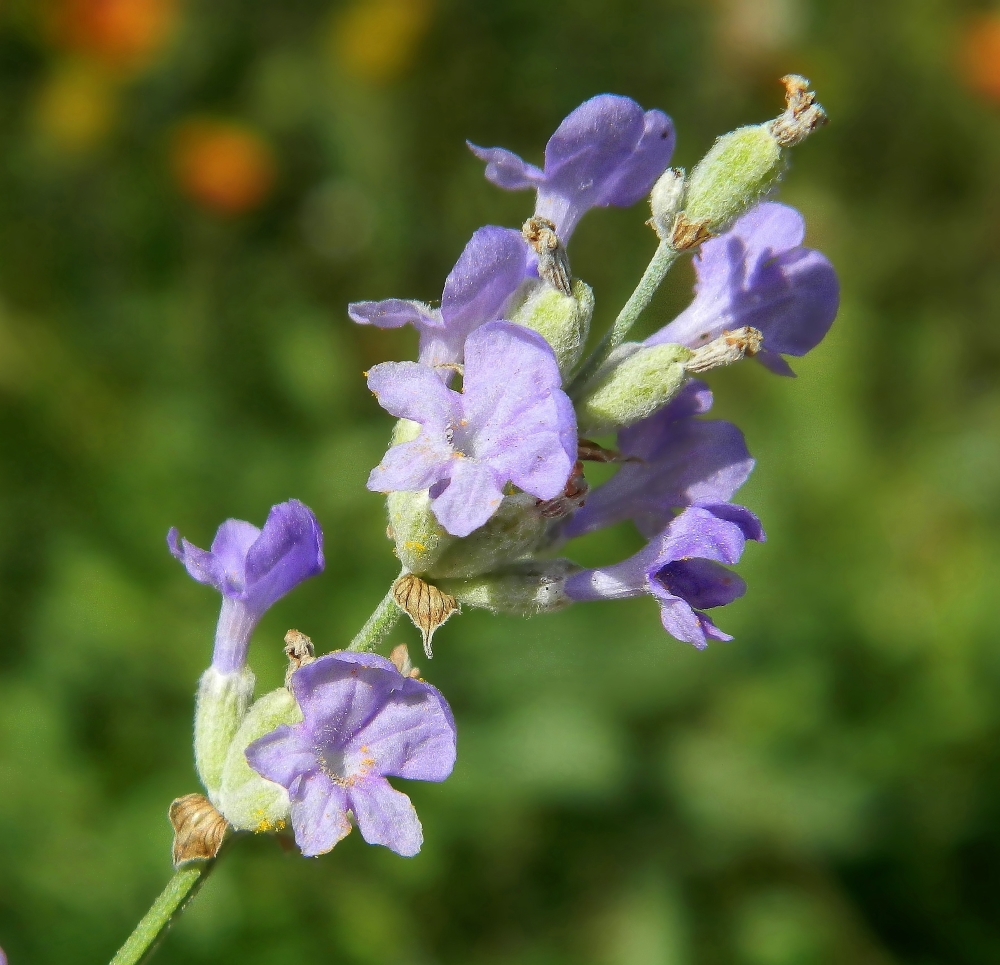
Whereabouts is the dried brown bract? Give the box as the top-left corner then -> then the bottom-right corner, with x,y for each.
392,573 -> 459,658
169,793 -> 228,868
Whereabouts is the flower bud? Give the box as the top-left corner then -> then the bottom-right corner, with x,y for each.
439,559 -> 578,616
648,166 -> 686,242
194,665 -> 255,801
510,278 -> 595,374
215,686 -> 303,832
575,342 -> 693,435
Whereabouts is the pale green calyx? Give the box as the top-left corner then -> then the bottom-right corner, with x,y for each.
648,166 -> 686,242
682,124 -> 783,236
386,418 -> 456,575
215,685 -> 303,833
194,665 -> 255,802
576,342 -> 693,435
510,278 -> 594,374
676,75 -> 825,242
439,559 -> 579,616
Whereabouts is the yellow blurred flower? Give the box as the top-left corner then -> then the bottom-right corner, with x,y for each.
171,120 -> 276,215
49,0 -> 178,74
35,59 -> 116,152
331,0 -> 435,85
959,14 -> 1000,102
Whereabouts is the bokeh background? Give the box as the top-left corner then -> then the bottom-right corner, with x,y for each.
2,0 -> 1000,962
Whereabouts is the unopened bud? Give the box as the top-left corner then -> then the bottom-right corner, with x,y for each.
522,216 -> 572,295
510,278 -> 594,374
682,75 -> 825,236
392,573 -> 460,659
685,327 -> 762,373
194,665 -> 255,802
439,559 -> 579,617
576,342 -> 693,435
648,167 -> 686,241
215,686 -> 302,833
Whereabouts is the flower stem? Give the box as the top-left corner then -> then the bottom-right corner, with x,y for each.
348,581 -> 403,652
109,861 -> 215,965
568,240 -> 680,398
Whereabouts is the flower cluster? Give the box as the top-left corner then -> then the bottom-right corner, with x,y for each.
165,83 -> 837,868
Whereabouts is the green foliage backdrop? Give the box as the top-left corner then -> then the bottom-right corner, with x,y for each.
2,0 -> 1000,962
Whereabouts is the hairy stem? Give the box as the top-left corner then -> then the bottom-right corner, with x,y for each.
568,240 -> 680,397
109,862 -> 215,965
348,583 -> 402,652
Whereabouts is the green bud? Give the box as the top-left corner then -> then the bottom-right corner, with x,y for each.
648,167 -> 686,242
426,492 -> 548,579
216,686 -> 303,833
194,666 -> 255,801
576,342 -> 693,435
510,279 -> 594,374
439,559 -> 578,616
683,124 -> 783,235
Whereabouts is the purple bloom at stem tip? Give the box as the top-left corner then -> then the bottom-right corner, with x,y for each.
563,380 -> 755,540
349,225 -> 533,368
565,505 -> 765,649
246,650 -> 457,857
469,94 -> 675,242
168,499 -> 324,674
645,202 -> 840,376
366,321 -> 577,538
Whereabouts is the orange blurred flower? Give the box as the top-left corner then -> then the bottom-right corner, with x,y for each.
959,14 -> 1000,102
332,0 -> 435,85
171,120 -> 276,215
50,0 -> 178,73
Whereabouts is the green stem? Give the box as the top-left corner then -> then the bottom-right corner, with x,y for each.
568,240 -> 680,398
348,583 -> 402,652
109,861 -> 215,965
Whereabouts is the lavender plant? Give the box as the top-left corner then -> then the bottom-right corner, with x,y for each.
108,75 -> 838,965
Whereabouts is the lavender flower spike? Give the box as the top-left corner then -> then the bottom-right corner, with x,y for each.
367,321 -> 577,538
246,651 -> 457,857
168,499 -> 325,673
349,225 -> 531,368
469,94 -> 675,241
645,202 -> 840,376
564,381 -> 755,540
565,506 -> 764,648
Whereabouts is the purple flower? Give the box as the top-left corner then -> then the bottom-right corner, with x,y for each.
469,94 -> 675,241
564,381 -> 755,540
366,321 -> 577,538
349,225 -> 531,368
565,506 -> 764,648
168,500 -> 325,674
645,202 -> 839,375
245,651 -> 456,857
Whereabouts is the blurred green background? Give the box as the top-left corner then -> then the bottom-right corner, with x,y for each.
2,0 -> 1000,962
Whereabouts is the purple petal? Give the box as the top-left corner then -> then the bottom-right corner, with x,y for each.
440,226 -> 531,334
651,506 -> 750,569
460,321 -> 576,499
367,437 -> 453,494
167,528 -> 227,593
646,202 -> 839,363
652,558 -> 747,609
367,361 -> 461,428
242,500 -> 325,615
288,772 -> 352,857
564,541 -> 661,602
429,458 -> 506,537
290,653 -> 401,748
348,777 -> 424,856
349,678 -> 457,781
348,299 -> 443,330
655,592 -> 732,649
696,503 -> 766,544
245,723 -> 319,789
467,142 -> 545,191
